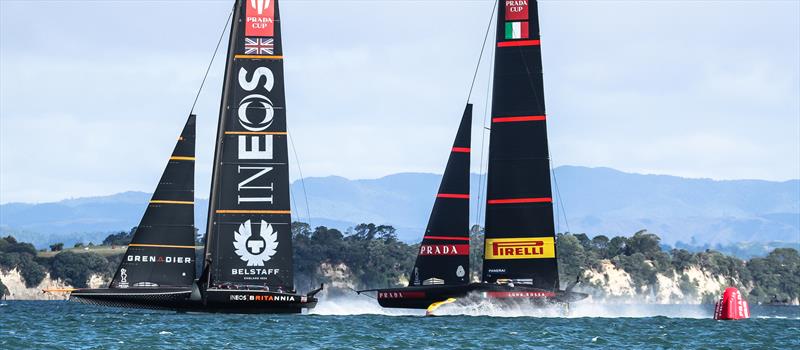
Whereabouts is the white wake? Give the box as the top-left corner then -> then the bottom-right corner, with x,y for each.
309,294 -> 424,316
308,293 -> 713,318
432,296 -> 711,318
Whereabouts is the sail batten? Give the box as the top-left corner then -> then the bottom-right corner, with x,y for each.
482,0 -> 560,289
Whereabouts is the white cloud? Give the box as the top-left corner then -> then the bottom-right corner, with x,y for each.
1,0 -> 798,203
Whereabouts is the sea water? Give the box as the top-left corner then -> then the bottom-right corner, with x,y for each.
1,299 -> 798,349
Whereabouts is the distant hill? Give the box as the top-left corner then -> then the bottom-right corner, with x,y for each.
0,192 -> 210,248
553,166 -> 799,245
1,166 -> 798,248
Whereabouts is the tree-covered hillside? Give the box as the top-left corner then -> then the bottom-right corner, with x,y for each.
0,236 -> 118,289
0,225 -> 797,304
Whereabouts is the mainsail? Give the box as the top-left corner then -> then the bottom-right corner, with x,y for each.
66,0 -> 320,313
482,0 -> 559,290
110,115 -> 197,289
204,0 -> 294,290
408,104 -> 472,287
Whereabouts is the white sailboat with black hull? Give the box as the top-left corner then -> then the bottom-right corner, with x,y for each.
65,0 -> 322,313
359,0 -> 587,312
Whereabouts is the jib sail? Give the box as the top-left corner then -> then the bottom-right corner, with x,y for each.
408,104 -> 472,287
482,0 -> 559,290
110,115 -> 197,289
204,0 -> 294,290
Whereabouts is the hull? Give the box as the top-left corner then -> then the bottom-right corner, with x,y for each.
373,282 -> 587,309
375,284 -> 472,309
70,287 -> 317,314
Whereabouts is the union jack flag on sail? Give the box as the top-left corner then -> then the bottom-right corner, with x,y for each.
244,37 -> 274,55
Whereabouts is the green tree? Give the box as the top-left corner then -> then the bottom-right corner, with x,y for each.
102,227 -> 137,246
613,252 -> 657,292
573,233 -> 592,251
292,223 -> 416,290
0,252 -> 46,288
607,236 -> 628,258
625,230 -> 661,258
291,221 -> 312,238
651,251 -> 673,277
50,243 -> 64,252
591,235 -> 610,258
556,233 -> 588,284
748,248 -> 799,304
49,251 -> 112,288
695,250 -> 749,285
0,236 -> 37,255
0,236 -> 47,288
351,223 -> 397,241
670,248 -> 696,272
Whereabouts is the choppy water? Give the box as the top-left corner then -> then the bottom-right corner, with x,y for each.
1,298 -> 798,349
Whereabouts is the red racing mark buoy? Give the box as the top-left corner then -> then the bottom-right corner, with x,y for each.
714,287 -> 750,320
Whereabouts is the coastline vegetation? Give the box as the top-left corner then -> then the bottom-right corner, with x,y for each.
0,225 -> 797,304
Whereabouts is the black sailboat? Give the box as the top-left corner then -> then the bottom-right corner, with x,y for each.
69,115 -> 201,308
361,105 -> 473,309
359,0 -> 586,311
65,0 -> 322,313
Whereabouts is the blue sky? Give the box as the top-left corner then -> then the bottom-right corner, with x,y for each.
1,0 -> 798,203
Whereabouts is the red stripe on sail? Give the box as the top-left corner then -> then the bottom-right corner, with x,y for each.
497,40 -> 541,48
492,115 -> 546,123
452,147 -> 471,153
437,194 -> 469,199
423,236 -> 471,241
487,197 -> 552,204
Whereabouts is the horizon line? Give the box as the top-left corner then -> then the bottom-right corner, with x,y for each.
1,165 -> 798,205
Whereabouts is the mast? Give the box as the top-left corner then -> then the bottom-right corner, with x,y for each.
205,0 -> 294,290
202,0 -> 238,284
408,105 -> 472,287
482,0 -> 559,290
110,115 -> 197,289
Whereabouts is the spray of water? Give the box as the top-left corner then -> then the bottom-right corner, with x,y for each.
308,292 -> 713,318
309,294 -> 424,316
435,296 -> 713,318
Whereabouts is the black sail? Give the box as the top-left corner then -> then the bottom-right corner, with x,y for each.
408,104 -> 472,287
482,0 -> 559,290
110,115 -> 197,289
204,0 -> 293,289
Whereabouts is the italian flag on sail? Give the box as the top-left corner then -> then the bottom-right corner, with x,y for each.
505,21 -> 529,40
